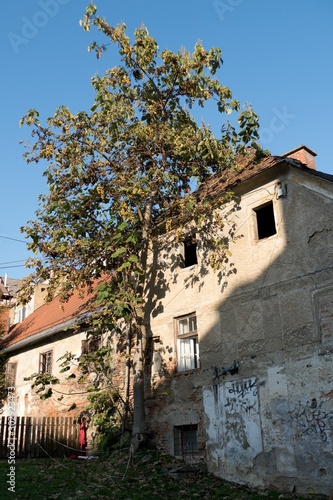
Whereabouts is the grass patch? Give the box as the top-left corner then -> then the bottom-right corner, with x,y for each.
0,449 -> 328,499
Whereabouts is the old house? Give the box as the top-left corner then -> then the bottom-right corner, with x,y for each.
2,287 -> 89,417
0,279 -> 129,457
1,144 -> 333,494
1,282 -> 121,419
146,145 -> 333,496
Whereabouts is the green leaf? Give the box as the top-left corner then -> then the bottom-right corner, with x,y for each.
111,247 -> 126,258
118,221 -> 129,231
117,261 -> 131,271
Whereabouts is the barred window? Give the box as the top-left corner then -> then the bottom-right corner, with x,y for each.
174,424 -> 199,456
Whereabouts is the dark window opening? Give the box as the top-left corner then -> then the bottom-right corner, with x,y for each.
184,237 -> 197,267
81,334 -> 102,355
39,351 -> 52,374
174,424 -> 199,456
254,202 -> 276,239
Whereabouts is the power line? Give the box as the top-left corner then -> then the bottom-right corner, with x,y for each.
0,259 -> 26,265
0,235 -> 26,244
0,264 -> 27,269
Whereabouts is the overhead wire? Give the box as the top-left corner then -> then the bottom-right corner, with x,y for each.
0,235 -> 26,244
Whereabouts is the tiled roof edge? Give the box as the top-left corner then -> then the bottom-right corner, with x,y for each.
2,311 -> 92,353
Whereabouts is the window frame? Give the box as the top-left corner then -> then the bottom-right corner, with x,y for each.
39,350 -> 52,374
176,313 -> 200,372
5,362 -> 17,388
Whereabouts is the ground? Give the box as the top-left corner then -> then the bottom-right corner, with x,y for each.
0,449 -> 329,499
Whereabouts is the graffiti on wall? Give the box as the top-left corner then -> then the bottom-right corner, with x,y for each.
224,377 -> 259,422
289,398 -> 333,442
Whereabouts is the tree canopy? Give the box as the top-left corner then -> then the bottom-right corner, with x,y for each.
19,3 -> 262,446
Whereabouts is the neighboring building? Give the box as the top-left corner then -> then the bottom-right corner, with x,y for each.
9,281 -> 49,328
1,145 -> 333,494
1,283 -> 112,418
146,145 -> 333,496
2,286 -> 91,416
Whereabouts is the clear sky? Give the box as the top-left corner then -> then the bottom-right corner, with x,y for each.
1,0 -> 333,279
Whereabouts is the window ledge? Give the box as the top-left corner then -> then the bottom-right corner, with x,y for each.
175,368 -> 201,377
179,264 -> 198,272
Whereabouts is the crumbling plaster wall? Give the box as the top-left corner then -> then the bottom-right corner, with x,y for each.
148,170 -> 333,495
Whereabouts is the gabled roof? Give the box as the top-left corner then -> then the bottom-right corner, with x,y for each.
196,150 -> 333,200
1,284 -> 98,352
197,154 -> 283,199
0,277 -> 21,300
0,282 -> 10,299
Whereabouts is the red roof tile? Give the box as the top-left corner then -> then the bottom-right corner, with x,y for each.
196,154 -> 285,199
2,285 -> 98,349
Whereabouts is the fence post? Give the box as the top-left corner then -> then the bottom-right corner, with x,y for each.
0,416 -> 5,459
25,417 -> 32,459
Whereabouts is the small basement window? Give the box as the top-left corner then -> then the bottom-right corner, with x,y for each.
183,236 -> 197,267
254,201 -> 276,239
174,424 -> 199,456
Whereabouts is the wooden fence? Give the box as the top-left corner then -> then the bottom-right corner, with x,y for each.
0,416 -> 80,458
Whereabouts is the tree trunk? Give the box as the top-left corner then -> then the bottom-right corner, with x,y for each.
131,201 -> 153,450
131,315 -> 146,450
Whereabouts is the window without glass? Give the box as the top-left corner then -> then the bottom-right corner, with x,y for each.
183,237 -> 197,267
176,313 -> 199,371
254,201 -> 276,239
174,424 -> 199,456
39,351 -> 52,374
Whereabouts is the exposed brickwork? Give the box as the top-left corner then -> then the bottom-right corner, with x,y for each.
283,145 -> 317,170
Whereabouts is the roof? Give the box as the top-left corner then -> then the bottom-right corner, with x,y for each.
196,150 -> 333,200
0,282 -> 10,298
0,277 -> 21,299
197,154 -> 283,199
1,284 -> 99,351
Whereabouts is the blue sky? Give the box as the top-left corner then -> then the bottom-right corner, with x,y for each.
1,0 -> 333,279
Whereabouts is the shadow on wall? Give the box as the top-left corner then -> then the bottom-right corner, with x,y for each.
146,169 -> 333,495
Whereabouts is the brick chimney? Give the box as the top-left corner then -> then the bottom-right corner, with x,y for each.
282,145 -> 317,170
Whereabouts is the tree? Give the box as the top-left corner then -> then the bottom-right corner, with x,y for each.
19,3 -> 262,448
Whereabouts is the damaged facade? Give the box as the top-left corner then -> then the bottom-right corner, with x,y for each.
147,145 -> 333,495
1,145 -> 333,494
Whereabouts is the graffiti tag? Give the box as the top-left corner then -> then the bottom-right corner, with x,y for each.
227,378 -> 257,399
224,378 -> 259,422
289,399 -> 333,442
